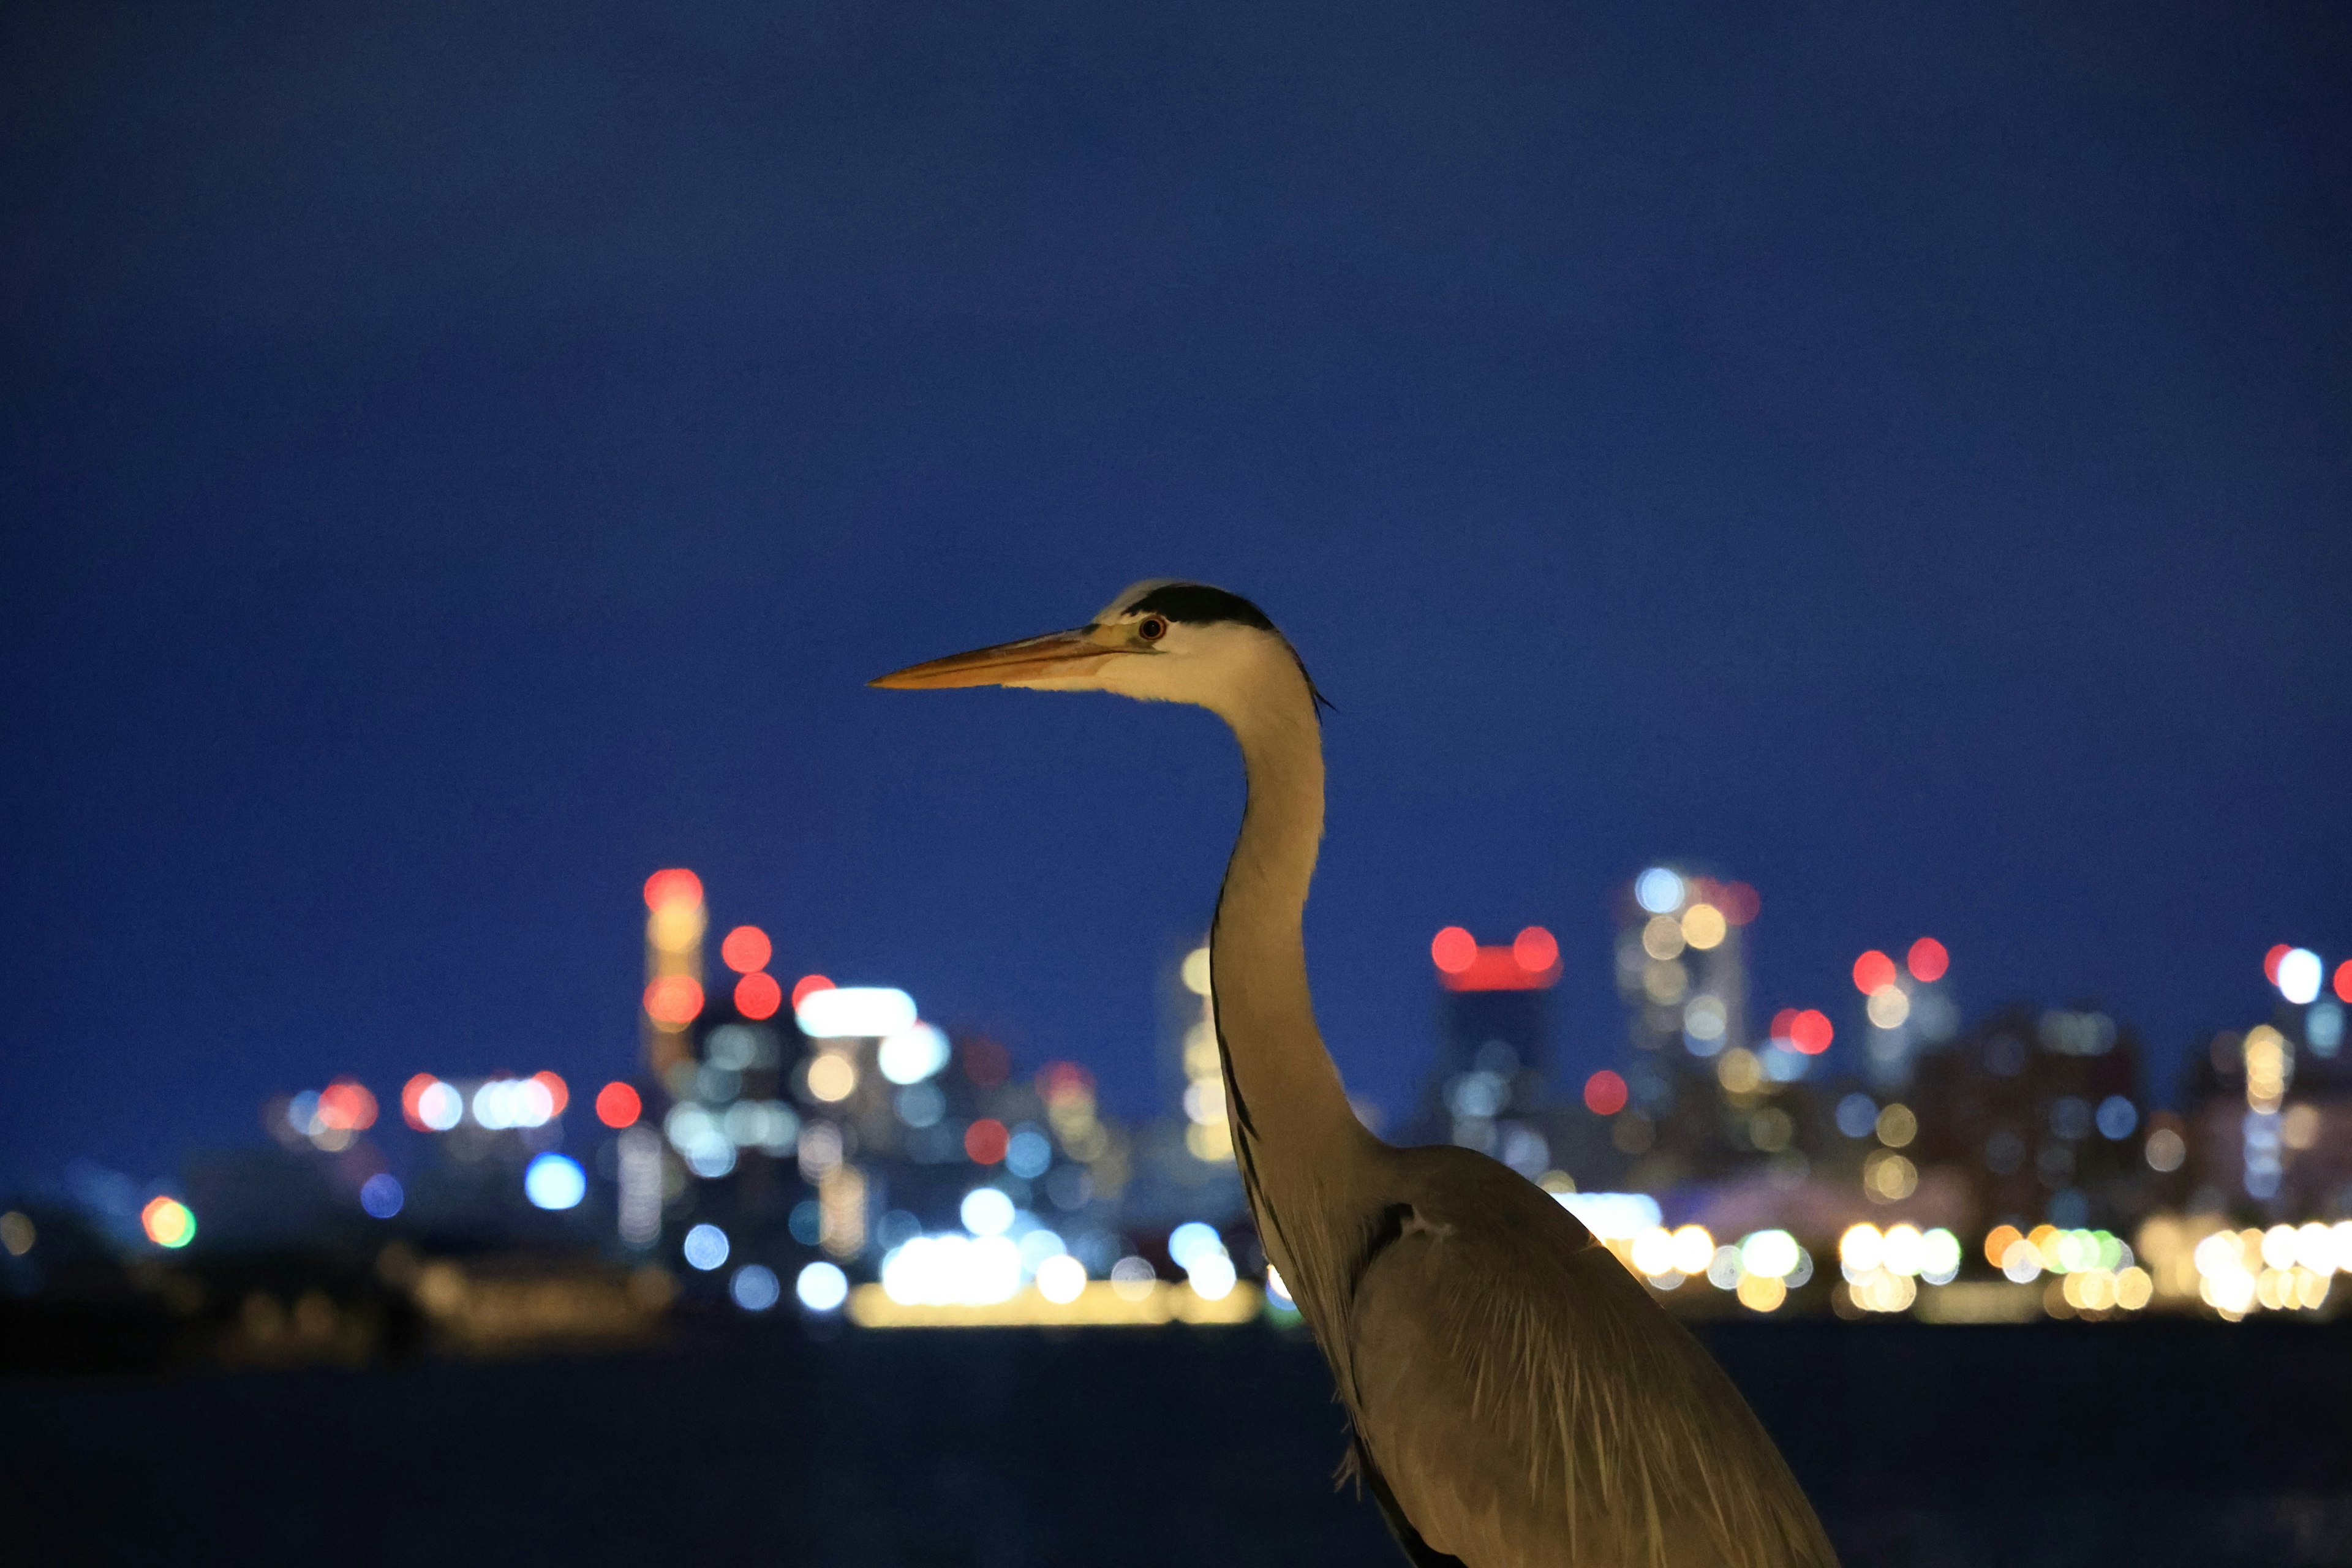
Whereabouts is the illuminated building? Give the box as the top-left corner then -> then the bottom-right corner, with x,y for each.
1121,940 -> 1246,1227
1405,925 -> 1564,1177
1902,1003 -> 2151,1232
1848,937 -> 1961,1091
640,868 -> 707,1084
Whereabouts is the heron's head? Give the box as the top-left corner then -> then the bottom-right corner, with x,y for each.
870,580 -> 1325,722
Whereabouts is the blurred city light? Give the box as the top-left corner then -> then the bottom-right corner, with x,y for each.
796,985 -> 917,1038
595,1081 -> 641,1128
523,1153 -> 586,1211
734,971 -> 783,1020
2275,947 -> 2322,1005
960,1188 -> 1016,1237
360,1173 -> 404,1219
683,1224 -> 730,1271
140,1196 -> 195,1248
730,1264 -> 780,1312
1906,937 -> 1950,982
720,925 -> 772,974
796,1261 -> 849,1312
1634,867 -> 1684,914
877,1023 -> 952,1084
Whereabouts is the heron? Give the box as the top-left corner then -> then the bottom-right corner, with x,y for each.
874,581 -> 1838,1568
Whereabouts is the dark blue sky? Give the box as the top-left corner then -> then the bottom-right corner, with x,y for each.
5,1 -> 2347,1189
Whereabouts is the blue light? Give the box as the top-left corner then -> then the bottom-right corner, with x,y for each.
1168,1221 -> 1223,1271
796,1261 -> 848,1312
523,1153 -> 586,1211
1634,868 -> 1684,914
2095,1095 -> 2138,1140
729,1264 -> 780,1312
1005,1126 -> 1052,1179
683,1222 -> 730,1271
1834,1093 -> 1878,1139
360,1173 -> 404,1219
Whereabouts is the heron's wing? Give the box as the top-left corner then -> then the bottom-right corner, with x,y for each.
1345,1150 -> 1837,1568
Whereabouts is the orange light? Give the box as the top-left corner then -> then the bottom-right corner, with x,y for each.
1852,950 -> 1897,995
1583,1069 -> 1627,1115
1906,937 -> 1949,984
1789,1009 -> 1833,1055
531,1071 -> 569,1116
1039,1061 -> 1095,1104
2337,959 -> 2352,1004
317,1079 -> 378,1131
2263,943 -> 2291,985
1768,1008 -> 1798,1041
734,971 -> 782,1020
965,1118 -> 1009,1164
790,973 -> 834,1010
1513,926 -> 1559,974
644,974 -> 704,1027
400,1073 -> 439,1131
595,1081 -> 641,1128
1431,927 -> 1477,974
720,925 -> 772,974
140,1196 -> 195,1248
643,868 -> 704,911
1985,1223 -> 2023,1269
1719,882 -> 1760,926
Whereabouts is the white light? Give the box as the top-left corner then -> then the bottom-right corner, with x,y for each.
1556,1192 -> 1662,1240
1264,1265 -> 1295,1308
876,1022 -> 952,1084
796,1261 -> 848,1312
1016,1227 -> 1066,1274
1167,1221 -> 1224,1271
1920,1228 -> 1964,1283
1739,1229 -> 1800,1280
1630,1227 -> 1676,1277
960,1187 -> 1016,1237
796,986 -> 918,1039
1187,1250 -> 1238,1301
1035,1253 -> 1087,1303
683,1223 -> 730,1271
2278,948 -> 2323,1005
472,1077 -> 554,1131
881,1234 -> 1021,1305
1634,868 -> 1684,914
416,1082 -> 463,1132
523,1153 -> 586,1211
1668,1225 -> 1714,1277
1882,1224 -> 1925,1277
730,1264 -> 780,1311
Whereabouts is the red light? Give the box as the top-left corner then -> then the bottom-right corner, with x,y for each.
790,973 -> 834,1010
962,1037 -> 1011,1087
734,971 -> 782,1020
1852,950 -> 1898,995
1039,1061 -> 1095,1104
1768,1008 -> 1798,1040
2335,959 -> 2352,1003
317,1079 -> 378,1132
644,974 -> 704,1027
643,868 -> 704,911
1513,926 -> 1559,974
720,925 -> 772,974
1583,1069 -> 1628,1115
1790,1009 -> 1833,1055
531,1071 -> 569,1117
595,1081 -> 641,1128
965,1118 -> 1009,1164
2264,944 -> 2291,985
1907,937 -> 1948,983
400,1073 -> 439,1131
1431,927 -> 1477,974
1719,882 -> 1760,926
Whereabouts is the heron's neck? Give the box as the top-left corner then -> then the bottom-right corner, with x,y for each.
1211,680 -> 1368,1187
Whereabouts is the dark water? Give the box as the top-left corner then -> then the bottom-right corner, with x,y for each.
3,1319 -> 2345,1566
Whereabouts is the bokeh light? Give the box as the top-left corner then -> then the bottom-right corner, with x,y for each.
796,1261 -> 849,1311
360,1173 -> 404,1219
1634,868 -> 1684,914
965,1118 -> 1009,1164
1852,950 -> 1897,995
730,1264 -> 780,1311
1513,925 -> 1559,972
140,1196 -> 195,1248
734,971 -> 783,1020
1789,1010 -> 1833,1054
523,1153 -> 586,1211
644,974 -> 705,1027
683,1223 -> 730,1271
1583,1070 -> 1628,1115
1430,927 -> 1477,974
643,869 -> 703,910
595,1081 -> 641,1128
720,925 -> 772,974
1906,937 -> 1948,982
2276,947 -> 2322,1005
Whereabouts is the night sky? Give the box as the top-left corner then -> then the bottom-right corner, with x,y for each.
5,2 -> 2347,1192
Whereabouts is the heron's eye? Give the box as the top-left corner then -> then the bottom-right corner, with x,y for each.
1137,616 -> 1168,643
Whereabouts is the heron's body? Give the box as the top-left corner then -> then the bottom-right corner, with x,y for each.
876,581 -> 1838,1568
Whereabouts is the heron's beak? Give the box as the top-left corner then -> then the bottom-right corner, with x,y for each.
869,627 -> 1117,690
